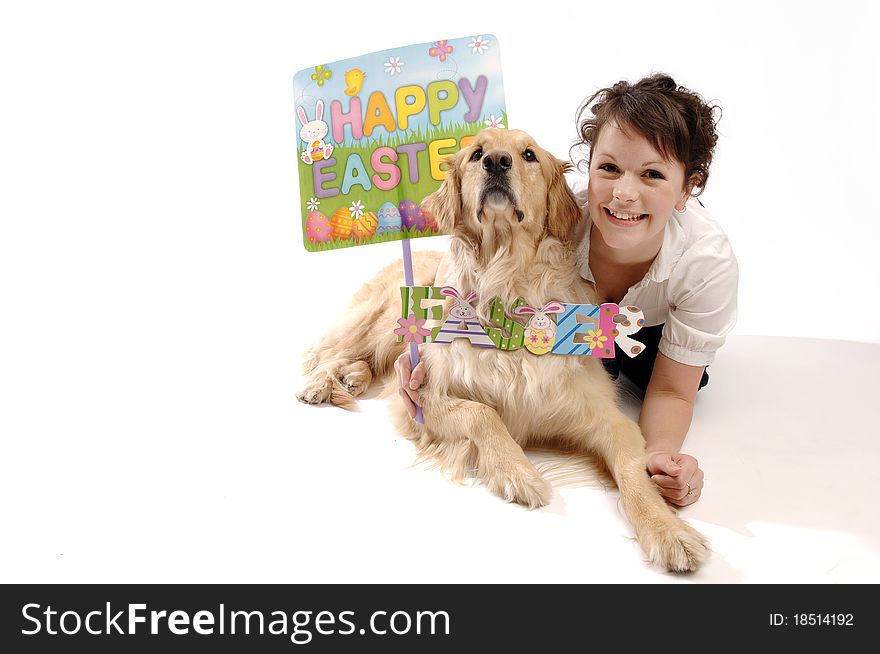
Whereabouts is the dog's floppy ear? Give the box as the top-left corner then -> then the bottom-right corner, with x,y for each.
423,150 -> 464,234
546,159 -> 582,241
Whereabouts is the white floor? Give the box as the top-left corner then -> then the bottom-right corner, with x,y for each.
4,335 -> 877,584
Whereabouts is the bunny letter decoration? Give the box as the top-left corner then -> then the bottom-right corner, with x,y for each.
512,302 -> 566,355
433,287 -> 495,348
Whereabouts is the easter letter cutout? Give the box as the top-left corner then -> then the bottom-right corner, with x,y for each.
484,297 -> 526,351
397,286 -> 445,343
613,305 -> 646,358
552,303 -> 604,355
434,287 -> 495,347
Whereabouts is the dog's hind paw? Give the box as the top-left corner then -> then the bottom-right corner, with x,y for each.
296,376 -> 333,405
339,360 -> 372,397
297,374 -> 360,410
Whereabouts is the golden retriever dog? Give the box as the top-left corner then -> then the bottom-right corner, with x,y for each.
298,128 -> 710,572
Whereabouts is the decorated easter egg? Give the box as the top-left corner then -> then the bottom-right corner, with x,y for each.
351,210 -> 378,241
329,206 -> 353,240
309,140 -> 324,162
419,200 -> 439,232
376,201 -> 402,235
398,200 -> 420,230
305,211 -> 332,244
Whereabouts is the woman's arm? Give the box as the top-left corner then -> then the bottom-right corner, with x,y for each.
639,352 -> 706,506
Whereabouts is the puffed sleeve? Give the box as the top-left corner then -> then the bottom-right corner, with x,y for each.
659,234 -> 739,367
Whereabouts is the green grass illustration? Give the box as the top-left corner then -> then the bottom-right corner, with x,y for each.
298,113 -> 507,252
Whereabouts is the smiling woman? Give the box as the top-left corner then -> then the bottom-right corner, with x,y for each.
566,74 -> 737,507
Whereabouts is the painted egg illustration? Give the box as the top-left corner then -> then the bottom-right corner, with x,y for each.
418,199 -> 439,232
376,201 -> 402,235
351,210 -> 378,241
305,211 -> 332,244
309,140 -> 324,162
398,200 -> 421,230
329,206 -> 353,240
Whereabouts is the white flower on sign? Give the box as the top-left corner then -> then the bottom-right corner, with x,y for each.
484,114 -> 505,129
469,35 -> 490,55
384,56 -> 404,76
307,197 -> 320,211
349,200 -> 365,218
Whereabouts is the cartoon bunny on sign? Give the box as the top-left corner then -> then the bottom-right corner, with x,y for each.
297,100 -> 334,165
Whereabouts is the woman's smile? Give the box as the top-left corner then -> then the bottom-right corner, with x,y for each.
604,206 -> 648,225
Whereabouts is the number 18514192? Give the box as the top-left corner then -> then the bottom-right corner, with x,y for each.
770,613 -> 854,627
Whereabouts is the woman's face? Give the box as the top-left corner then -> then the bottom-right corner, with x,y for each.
587,122 -> 691,254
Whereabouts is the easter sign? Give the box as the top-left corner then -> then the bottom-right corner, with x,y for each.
293,36 -> 506,251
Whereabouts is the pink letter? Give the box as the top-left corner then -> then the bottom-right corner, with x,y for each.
330,97 -> 363,144
371,147 -> 401,191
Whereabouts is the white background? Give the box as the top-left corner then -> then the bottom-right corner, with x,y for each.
2,0 -> 879,345
1,0 -> 878,586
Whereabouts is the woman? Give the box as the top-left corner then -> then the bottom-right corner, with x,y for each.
396,73 -> 738,507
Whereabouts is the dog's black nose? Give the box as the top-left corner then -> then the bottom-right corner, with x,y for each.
482,150 -> 512,175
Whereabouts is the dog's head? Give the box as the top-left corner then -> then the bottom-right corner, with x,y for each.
426,128 -> 582,249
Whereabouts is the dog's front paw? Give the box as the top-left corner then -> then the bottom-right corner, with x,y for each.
639,519 -> 711,573
486,460 -> 553,509
296,375 -> 333,405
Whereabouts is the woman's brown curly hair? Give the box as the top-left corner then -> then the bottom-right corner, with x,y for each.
574,73 -> 721,196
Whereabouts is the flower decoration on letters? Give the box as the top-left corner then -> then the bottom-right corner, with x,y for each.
395,314 -> 432,344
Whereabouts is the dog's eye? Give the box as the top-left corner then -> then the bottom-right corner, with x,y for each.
470,148 -> 483,162
522,149 -> 537,162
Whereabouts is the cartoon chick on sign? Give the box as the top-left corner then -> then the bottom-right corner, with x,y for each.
344,68 -> 366,96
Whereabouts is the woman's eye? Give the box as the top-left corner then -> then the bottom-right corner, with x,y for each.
471,148 -> 483,162
522,149 -> 536,162
598,163 -> 618,173
645,170 -> 665,179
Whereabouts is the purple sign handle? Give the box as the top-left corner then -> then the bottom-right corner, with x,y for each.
401,238 -> 424,424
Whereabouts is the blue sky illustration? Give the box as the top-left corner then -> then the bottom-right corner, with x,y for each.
293,35 -> 506,147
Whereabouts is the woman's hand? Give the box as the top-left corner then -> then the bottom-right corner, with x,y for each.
646,451 -> 704,506
394,349 -> 426,420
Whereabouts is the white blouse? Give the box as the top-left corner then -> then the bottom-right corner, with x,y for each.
571,181 -> 739,367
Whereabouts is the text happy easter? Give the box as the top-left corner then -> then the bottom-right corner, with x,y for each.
308,76 -> 489,198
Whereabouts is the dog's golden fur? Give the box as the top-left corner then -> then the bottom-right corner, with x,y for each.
298,128 -> 710,572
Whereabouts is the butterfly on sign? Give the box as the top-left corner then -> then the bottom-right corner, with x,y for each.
310,65 -> 332,87
428,40 -> 454,62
